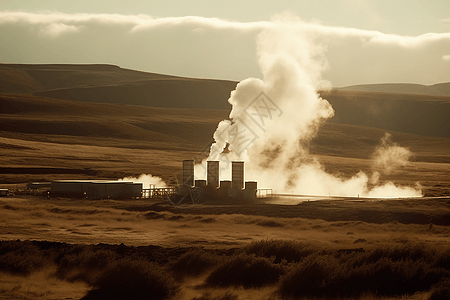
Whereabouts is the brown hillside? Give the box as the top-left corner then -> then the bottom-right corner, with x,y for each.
34,79 -> 236,110
0,64 -> 236,110
2,64 -> 450,138
320,90 -> 450,138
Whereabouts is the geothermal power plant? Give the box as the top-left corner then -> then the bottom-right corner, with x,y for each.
23,160 -> 270,204
178,160 -> 263,203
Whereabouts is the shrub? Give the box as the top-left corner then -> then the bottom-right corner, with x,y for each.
195,291 -> 238,300
241,239 -> 318,263
0,241 -> 53,275
84,258 -> 179,300
169,248 -> 221,278
206,254 -> 284,288
429,278 -> 450,300
278,254 -> 343,299
56,248 -> 118,284
278,251 -> 449,299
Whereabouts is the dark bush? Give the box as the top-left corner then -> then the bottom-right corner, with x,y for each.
433,248 -> 450,270
0,241 -> 53,275
429,278 -> 450,300
241,239 -> 318,263
278,254 -> 343,298
206,254 -> 284,288
56,248 -> 118,284
169,248 -> 221,278
278,250 -> 449,299
84,258 -> 179,300
195,291 -> 238,300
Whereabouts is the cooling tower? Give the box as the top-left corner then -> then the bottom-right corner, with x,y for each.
182,160 -> 194,186
231,161 -> 244,190
207,161 -> 220,188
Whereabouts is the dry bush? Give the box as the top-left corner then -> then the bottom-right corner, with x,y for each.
429,277 -> 450,300
277,254 -> 343,298
168,248 -> 221,278
277,244 -> 450,299
241,239 -> 319,263
2,239 -> 450,299
83,258 -> 179,300
56,247 -> 118,284
0,241 -> 54,275
194,291 -> 239,300
206,253 -> 284,288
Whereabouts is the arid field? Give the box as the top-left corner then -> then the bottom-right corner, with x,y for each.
1,64 -> 450,299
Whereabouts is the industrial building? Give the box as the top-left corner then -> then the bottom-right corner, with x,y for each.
49,180 -> 142,199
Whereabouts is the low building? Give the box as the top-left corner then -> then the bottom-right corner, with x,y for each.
0,189 -> 10,197
50,180 -> 142,199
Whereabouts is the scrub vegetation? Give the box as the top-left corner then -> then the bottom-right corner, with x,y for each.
1,239 -> 450,299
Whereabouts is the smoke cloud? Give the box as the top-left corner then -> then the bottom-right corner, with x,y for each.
198,15 -> 422,198
118,174 -> 167,189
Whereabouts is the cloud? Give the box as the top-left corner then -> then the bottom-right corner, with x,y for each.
40,23 -> 79,37
0,11 -> 449,85
443,54 -> 450,61
1,11 -> 449,44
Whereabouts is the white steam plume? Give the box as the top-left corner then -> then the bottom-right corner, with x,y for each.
372,133 -> 412,175
197,14 -> 422,198
118,174 -> 166,189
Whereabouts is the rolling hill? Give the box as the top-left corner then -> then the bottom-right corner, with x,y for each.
1,63 -> 449,138
0,64 -> 236,110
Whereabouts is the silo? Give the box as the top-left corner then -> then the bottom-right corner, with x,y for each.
207,161 -> 220,188
231,161 -> 244,190
182,160 -> 194,186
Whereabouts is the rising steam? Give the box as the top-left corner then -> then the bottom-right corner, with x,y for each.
119,174 -> 167,189
198,15 -> 422,198
372,133 -> 412,175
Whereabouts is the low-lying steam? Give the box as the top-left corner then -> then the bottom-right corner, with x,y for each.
197,15 -> 422,198
118,174 -> 167,189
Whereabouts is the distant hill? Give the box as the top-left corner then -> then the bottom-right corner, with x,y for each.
320,90 -> 450,138
0,64 -> 236,110
336,83 -> 450,97
1,64 -> 450,138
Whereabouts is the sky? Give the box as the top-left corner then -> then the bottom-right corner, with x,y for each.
1,0 -> 449,86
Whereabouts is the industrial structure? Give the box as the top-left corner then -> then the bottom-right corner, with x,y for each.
160,160 -> 272,205
23,160 -> 272,204
48,180 -> 142,199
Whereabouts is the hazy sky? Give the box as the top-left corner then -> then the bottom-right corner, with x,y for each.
1,0 -> 449,86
